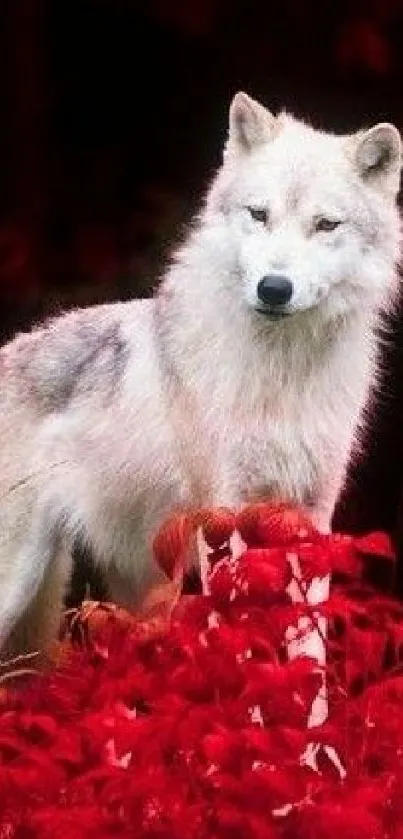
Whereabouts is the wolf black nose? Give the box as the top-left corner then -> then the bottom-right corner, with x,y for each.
257,275 -> 293,307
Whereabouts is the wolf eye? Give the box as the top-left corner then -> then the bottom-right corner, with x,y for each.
315,217 -> 341,233
247,207 -> 268,224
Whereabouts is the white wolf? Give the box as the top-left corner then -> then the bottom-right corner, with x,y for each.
0,92 -> 400,656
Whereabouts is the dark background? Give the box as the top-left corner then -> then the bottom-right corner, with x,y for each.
1,0 -> 403,591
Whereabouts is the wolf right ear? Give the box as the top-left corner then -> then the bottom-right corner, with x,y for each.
354,123 -> 402,195
226,92 -> 276,157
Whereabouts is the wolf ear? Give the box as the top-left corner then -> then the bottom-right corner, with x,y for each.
354,123 -> 402,195
226,92 -> 276,156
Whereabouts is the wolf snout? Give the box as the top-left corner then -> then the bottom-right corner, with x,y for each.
257,275 -> 293,307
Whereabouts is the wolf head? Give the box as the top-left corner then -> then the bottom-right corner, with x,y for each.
206,92 -> 402,325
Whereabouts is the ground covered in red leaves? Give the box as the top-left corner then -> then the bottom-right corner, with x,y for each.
0,503 -> 403,839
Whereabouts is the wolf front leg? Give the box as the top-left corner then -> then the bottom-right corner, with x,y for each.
286,559 -> 329,727
310,465 -> 350,535
0,503 -> 71,658
4,544 -> 72,659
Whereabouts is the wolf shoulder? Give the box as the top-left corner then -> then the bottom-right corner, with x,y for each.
0,298 -> 157,413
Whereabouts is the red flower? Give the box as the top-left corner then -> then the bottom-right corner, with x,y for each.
0,501 -> 401,837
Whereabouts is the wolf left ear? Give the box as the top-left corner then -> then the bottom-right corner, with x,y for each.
226,92 -> 276,157
355,123 -> 402,195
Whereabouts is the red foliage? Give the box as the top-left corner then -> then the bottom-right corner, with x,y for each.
0,502 -> 402,837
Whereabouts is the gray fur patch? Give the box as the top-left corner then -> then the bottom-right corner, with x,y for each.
285,180 -> 304,214
13,315 -> 130,412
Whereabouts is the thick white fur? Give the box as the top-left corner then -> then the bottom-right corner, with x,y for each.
0,92 -> 400,656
